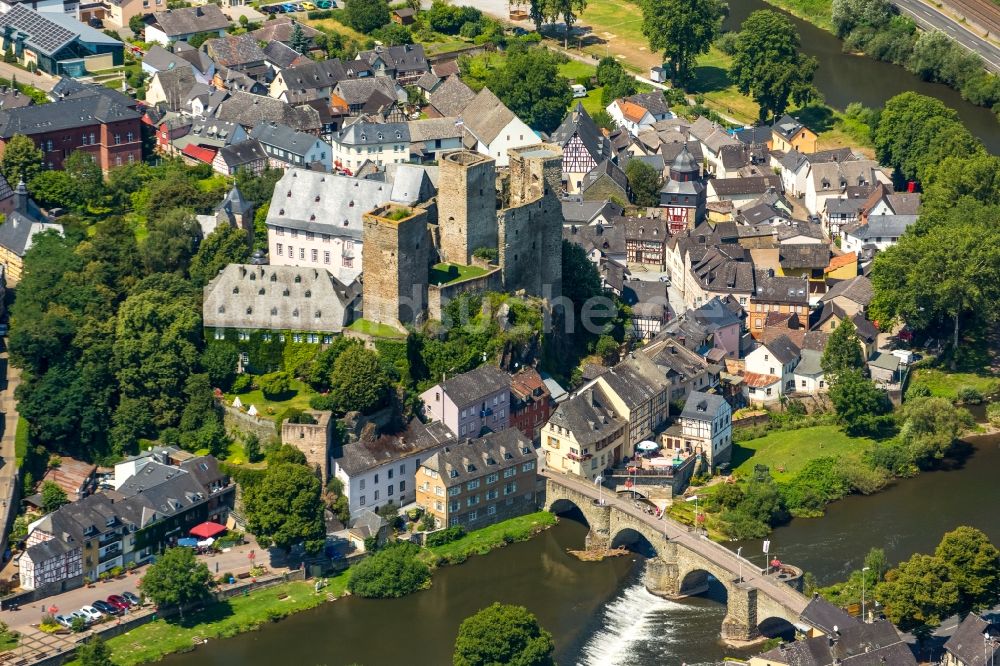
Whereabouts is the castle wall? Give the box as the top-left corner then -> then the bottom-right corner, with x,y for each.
437,150 -> 498,265
361,205 -> 429,330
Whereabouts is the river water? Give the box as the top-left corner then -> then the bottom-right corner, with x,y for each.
725,0 -> 1000,153
163,433 -> 1000,666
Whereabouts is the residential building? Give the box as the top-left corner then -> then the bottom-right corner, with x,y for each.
792,348 -> 826,395
661,391 -> 732,468
144,5 -> 229,46
688,116 -> 741,176
426,74 -> 475,117
203,263 -> 360,373
561,198 -> 622,229
643,334 -> 721,402
706,175 -> 783,212
818,275 -> 872,318
749,620 -> 916,666
0,87 -> 140,170
356,43 -> 428,84
331,119 -> 409,172
415,429 -> 538,530
943,613 -> 1000,666
661,296 -> 743,360
204,33 -> 267,78
458,87 -> 536,167
406,117 -> 463,161
145,66 -> 197,111
803,159 -> 888,217
333,419 -> 455,519
840,214 -> 918,253
250,18 -> 321,50
212,138 -> 268,176
40,458 -> 96,502
140,44 -> 195,79
420,365 -> 512,439
0,6 -> 123,76
581,159 -> 629,203
550,103 -> 611,193
541,383 -> 628,481
622,280 -> 670,340
606,98 -> 655,136
0,182 -> 63,284
213,90 -> 321,134
332,76 -> 401,115
744,334 -> 800,403
509,367 -> 552,442
251,121 -> 332,170
585,353 -> 671,448
822,196 -> 865,237
770,113 -> 818,153
749,270 -> 809,340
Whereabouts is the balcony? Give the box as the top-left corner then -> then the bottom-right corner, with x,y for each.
566,451 -> 592,462
99,546 -> 122,564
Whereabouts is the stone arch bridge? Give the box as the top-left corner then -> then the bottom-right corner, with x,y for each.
542,471 -> 811,643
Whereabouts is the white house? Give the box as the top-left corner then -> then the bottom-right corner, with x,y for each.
744,335 -> 800,404
332,420 -> 455,519
792,349 -> 826,395
606,98 -> 655,136
250,121 -> 332,171
840,214 -> 918,254
144,6 -> 230,46
676,391 -> 732,468
459,87 -> 536,167
331,119 -> 409,172
803,159 -> 889,217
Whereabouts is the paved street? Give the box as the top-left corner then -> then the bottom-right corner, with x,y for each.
0,64 -> 56,92
892,0 -> 1000,72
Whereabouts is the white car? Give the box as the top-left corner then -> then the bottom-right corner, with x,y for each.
54,614 -> 73,628
70,610 -> 92,625
571,83 -> 587,98
79,606 -> 103,622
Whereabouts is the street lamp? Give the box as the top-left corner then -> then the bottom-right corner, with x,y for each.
595,475 -> 604,506
861,566 -> 871,624
737,546 -> 743,583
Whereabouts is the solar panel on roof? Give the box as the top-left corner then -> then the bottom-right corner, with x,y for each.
0,5 -> 75,55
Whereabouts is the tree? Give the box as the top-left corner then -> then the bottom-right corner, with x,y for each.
934,526 -> 1000,615
898,397 -> 973,467
0,134 -> 43,185
831,0 -> 893,37
372,22 -> 413,46
625,159 -> 661,206
347,542 -> 430,598
244,433 -> 262,463
187,32 -> 216,49
243,462 -> 325,553
596,56 -> 638,105
453,603 -> 555,666
40,481 -> 68,513
188,225 -> 250,287
828,369 -> 890,436
139,547 -> 212,614
64,151 -> 108,208
485,46 -> 572,134
289,20 -> 311,53
528,0 -> 545,30
594,335 -> 618,365
820,318 -> 864,381
641,0 -> 725,85
258,370 -> 292,399
728,11 -> 818,121
876,553 -> 958,641
201,342 -> 238,391
77,636 -> 115,666
141,208 -> 203,276
545,0 -> 587,47
344,0 -> 390,34
329,346 -> 391,414
28,170 -> 76,210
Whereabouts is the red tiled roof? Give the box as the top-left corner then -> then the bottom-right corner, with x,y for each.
182,144 -> 217,164
617,99 -> 648,124
743,371 -> 781,388
825,252 -> 857,272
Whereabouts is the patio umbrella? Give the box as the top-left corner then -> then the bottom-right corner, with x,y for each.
48,605 -> 58,614
636,441 -> 659,452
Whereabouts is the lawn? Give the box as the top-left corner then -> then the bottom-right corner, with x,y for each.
910,367 -> 1000,400
429,262 -> 489,285
223,378 -> 317,422
13,414 -> 27,466
103,580 -> 338,666
759,0 -> 834,33
689,46 -> 760,123
346,318 -> 407,339
558,59 -> 597,81
303,15 -> 370,43
422,511 -> 558,564
731,425 -> 876,482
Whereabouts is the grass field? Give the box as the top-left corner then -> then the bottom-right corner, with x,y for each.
689,46 -> 761,123
303,16 -> 369,43
910,367 -> 1000,400
759,0 -> 834,33
13,414 -> 27,466
346,318 -> 407,339
103,579 -> 345,666
422,511 -> 558,564
224,378 -> 316,422
731,425 -> 876,481
429,262 -> 489,285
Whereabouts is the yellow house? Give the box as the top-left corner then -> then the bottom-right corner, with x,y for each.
0,185 -> 64,285
824,251 -> 858,281
541,384 -> 628,482
771,114 -> 818,154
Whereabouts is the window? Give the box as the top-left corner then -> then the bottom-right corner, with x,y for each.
503,467 -> 516,478
277,243 -> 283,256
127,131 -> 134,142
504,482 -> 517,495
388,468 -> 394,480
522,461 -> 535,472
466,495 -> 479,507
387,484 -> 394,496
468,511 -> 478,521
399,480 -> 405,492
466,479 -> 480,491
435,486 -> 444,496
114,133 -> 121,145
359,495 -> 366,506
486,473 -> 498,484
448,486 -> 460,497
299,248 -> 305,259
374,490 -> 379,500
360,479 -> 365,490
487,505 -> 496,516
450,517 -> 460,526
342,256 -> 353,268
324,251 -> 330,264
449,501 -> 459,512
486,489 -> 498,500
311,249 -> 318,261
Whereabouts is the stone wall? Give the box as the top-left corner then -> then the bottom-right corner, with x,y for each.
361,204 -> 430,329
437,150 -> 497,265
222,403 -> 277,443
281,410 -> 333,481
427,266 -> 503,320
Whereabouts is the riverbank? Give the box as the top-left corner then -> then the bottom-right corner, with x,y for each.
421,511 -> 558,566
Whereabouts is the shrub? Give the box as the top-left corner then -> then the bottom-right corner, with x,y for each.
472,247 -> 498,262
71,616 -> 87,632
906,382 -> 932,400
419,512 -> 437,531
956,386 -> 984,404
348,542 -> 431,598
231,374 -> 253,394
426,525 -> 466,547
309,393 -> 337,411
258,371 -> 292,399
987,403 -> 1000,428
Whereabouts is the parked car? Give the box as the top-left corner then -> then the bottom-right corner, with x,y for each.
70,610 -> 92,625
302,1 -> 316,8
79,606 -> 103,622
316,0 -> 331,6
281,3 -> 295,10
54,614 -> 74,628
92,600 -> 120,616
106,595 -> 129,612
122,591 -> 142,606
293,2 -> 305,10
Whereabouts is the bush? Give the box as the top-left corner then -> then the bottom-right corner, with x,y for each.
906,382 -> 932,400
426,525 -> 466,547
307,9 -> 334,19
347,542 -> 430,598
716,31 -> 739,55
419,512 -> 437,531
309,393 -> 336,411
472,247 -> 498,262
231,374 -> 253,394
987,403 -> 1000,428
258,371 -> 292,399
956,386 -> 984,404
71,616 -> 88,632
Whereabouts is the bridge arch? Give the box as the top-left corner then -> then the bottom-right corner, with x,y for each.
610,527 -> 657,557
757,616 -> 797,641
548,497 -> 589,525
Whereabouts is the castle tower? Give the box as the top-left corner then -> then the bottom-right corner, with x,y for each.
508,143 -> 563,207
437,150 -> 497,265
362,204 -> 429,331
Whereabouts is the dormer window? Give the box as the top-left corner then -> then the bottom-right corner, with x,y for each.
304,290 -> 311,297
294,275 -> 302,283
283,288 -> 290,296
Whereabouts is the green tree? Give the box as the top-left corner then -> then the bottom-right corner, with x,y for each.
596,56 -> 638,105
876,553 -> 958,641
128,14 -> 145,35
187,32 -> 217,48
258,370 -> 292,399
201,342 -> 238,391
344,0 -> 390,33
347,542 -> 430,598
243,433 -> 262,463
728,11 -> 818,121
329,346 -> 391,414
77,636 -> 115,666
0,134 -> 44,185
453,603 -> 556,666
830,0 -> 893,37
372,22 -> 413,46
594,335 -> 618,365
243,462 -> 325,553
64,151 -> 108,208
289,20 -> 311,53
828,369 -> 890,436
40,481 -> 68,513
188,225 -> 250,287
141,208 -> 203,276
139,547 -> 212,615
27,170 -> 76,210
898,396 -> 972,467
935,526 -> 1000,615
485,46 -> 573,134
545,0 -> 587,47
641,0 -> 725,85
820,317 -> 864,381
625,159 -> 662,206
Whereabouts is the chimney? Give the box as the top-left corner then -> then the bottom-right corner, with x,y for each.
13,179 -> 27,215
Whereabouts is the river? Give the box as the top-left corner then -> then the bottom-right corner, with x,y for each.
725,0 -> 1000,153
163,433 -> 999,666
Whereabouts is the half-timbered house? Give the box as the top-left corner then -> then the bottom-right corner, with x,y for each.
550,103 -> 612,194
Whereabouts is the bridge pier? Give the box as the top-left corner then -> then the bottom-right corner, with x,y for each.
644,558 -> 679,597
721,585 -> 761,645
583,501 -> 612,552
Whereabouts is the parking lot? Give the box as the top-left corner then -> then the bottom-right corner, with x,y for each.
258,0 -> 335,15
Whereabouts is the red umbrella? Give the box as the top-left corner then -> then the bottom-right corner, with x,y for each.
48,605 -> 58,614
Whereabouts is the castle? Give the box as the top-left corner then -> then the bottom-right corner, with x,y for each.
361,144 -> 565,331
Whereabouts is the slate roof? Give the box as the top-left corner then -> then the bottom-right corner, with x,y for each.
622,280 -> 669,320
460,87 -> 519,145
334,76 -> 399,107
795,348 -> 823,376
251,121 -> 322,157
152,66 -> 197,111
733,125 -> 771,145
278,58 -> 365,95
250,18 -> 320,44
772,113 -> 808,141
216,138 -> 268,168
546,383 -> 626,446
0,205 -> 62,258
560,198 -> 622,225
551,102 -> 610,164
824,197 -> 864,215
213,91 -> 321,132
884,192 -> 921,215
174,42 -> 215,75
336,419 -> 455,476
810,160 -> 882,192
820,275 -> 873,307
763,334 -> 800,365
642,336 -> 715,383
583,159 -> 628,195
205,33 -> 265,68
709,175 -> 782,196
690,296 -> 742,331
688,116 -> 740,153
150,5 -> 229,37
358,43 -> 428,75
627,91 -> 670,117
142,44 -> 192,72
842,214 -> 918,240
407,117 -> 462,142
335,119 -> 409,146
263,41 -> 306,70
420,429 -> 534,487
755,620 -> 916,666
754,270 -> 809,305
689,247 -> 755,294
428,75 -> 475,117
0,89 -> 139,138
437,365 -> 510,407
414,71 -> 440,92
944,613 -> 1000,666
780,244 -> 831,269
563,221 -> 624,257
740,203 -> 786,225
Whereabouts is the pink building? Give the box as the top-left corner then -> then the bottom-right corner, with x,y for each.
420,365 -> 511,439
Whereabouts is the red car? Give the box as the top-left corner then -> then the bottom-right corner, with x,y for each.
106,595 -> 129,612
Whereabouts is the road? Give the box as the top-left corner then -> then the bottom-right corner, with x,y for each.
0,63 -> 56,92
893,0 -> 1000,72
542,470 -> 810,615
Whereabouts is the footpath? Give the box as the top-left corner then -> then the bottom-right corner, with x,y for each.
0,345 -> 21,564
